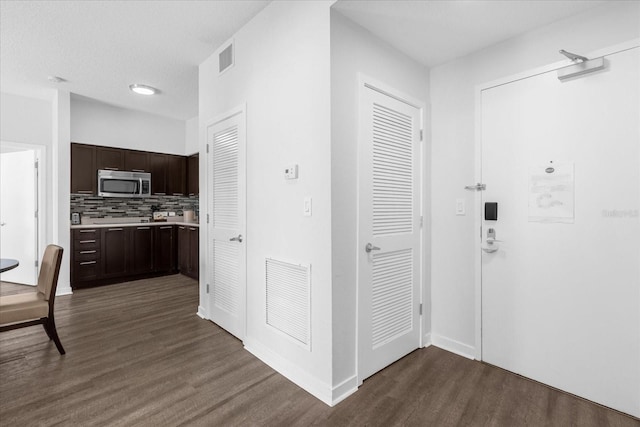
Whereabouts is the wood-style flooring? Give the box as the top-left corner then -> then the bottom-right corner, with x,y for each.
1,276 -> 637,426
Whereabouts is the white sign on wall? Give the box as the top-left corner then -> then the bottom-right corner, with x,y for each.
528,161 -> 574,223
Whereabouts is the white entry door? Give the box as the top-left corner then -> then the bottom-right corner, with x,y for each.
207,107 -> 246,340
481,46 -> 639,417
358,82 -> 422,382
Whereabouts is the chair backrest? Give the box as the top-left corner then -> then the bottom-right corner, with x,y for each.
36,245 -> 64,303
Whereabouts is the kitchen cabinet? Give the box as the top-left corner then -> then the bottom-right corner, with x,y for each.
71,223 -> 187,289
178,225 -> 199,279
131,226 -> 154,274
148,153 -> 168,195
167,155 -> 186,196
124,150 -> 149,172
96,146 -> 124,171
188,226 -> 199,279
187,154 -> 199,196
71,143 -> 96,194
71,228 -> 101,283
154,225 -> 176,273
72,143 -> 194,197
102,227 -> 128,278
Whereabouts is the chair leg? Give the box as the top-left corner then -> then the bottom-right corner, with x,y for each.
42,320 -> 53,340
46,317 -> 66,355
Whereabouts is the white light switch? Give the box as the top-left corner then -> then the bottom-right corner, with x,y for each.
456,199 -> 466,216
303,197 -> 312,216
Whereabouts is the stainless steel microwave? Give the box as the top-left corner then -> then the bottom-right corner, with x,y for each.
98,170 -> 151,198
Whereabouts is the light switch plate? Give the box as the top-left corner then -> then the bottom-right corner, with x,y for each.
303,197 -> 312,216
285,164 -> 298,180
456,199 -> 466,216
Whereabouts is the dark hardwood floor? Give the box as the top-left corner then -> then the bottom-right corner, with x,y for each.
1,276 -> 637,426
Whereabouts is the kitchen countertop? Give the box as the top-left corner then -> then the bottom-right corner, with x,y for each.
71,219 -> 199,229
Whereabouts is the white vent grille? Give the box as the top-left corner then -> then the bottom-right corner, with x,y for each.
372,102 -> 413,236
371,249 -> 413,348
219,42 -> 234,74
212,125 -> 238,229
213,239 -> 240,314
265,258 -> 310,349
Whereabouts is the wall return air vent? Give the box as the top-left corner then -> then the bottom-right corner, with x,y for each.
218,41 -> 234,75
265,258 -> 311,349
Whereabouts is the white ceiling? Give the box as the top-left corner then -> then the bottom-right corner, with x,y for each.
1,0 -> 609,122
334,0 -> 608,67
0,0 -> 270,120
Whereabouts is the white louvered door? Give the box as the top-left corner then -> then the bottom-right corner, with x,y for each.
207,107 -> 246,340
358,83 -> 422,382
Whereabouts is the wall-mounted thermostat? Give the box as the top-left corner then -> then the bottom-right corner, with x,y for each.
285,164 -> 299,180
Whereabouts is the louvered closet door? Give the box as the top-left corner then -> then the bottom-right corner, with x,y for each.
207,108 -> 246,340
358,84 -> 422,382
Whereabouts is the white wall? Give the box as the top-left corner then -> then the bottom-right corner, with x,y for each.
430,1 -> 640,357
52,90 -> 72,295
200,0 -> 334,403
330,10 -> 430,397
70,94 -> 186,155
184,116 -> 199,155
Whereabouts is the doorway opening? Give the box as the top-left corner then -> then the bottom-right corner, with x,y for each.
0,141 -> 45,286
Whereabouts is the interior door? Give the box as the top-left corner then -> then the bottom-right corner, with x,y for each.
0,148 -> 38,285
358,83 -> 422,382
207,107 -> 246,340
481,46 -> 639,417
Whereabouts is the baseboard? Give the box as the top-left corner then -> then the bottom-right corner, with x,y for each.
331,375 -> 358,406
432,333 -> 475,360
57,284 -> 73,296
196,305 -> 207,319
244,337 -> 337,406
423,332 -> 432,347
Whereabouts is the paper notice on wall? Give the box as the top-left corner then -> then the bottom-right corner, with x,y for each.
528,161 -> 574,223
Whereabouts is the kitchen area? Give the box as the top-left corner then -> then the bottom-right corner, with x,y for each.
70,142 -> 199,289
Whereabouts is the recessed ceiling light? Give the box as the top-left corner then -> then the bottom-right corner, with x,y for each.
129,84 -> 158,96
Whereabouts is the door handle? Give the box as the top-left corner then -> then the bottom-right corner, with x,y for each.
365,243 -> 380,253
229,234 -> 243,243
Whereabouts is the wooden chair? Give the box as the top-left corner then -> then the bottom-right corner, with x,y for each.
0,245 -> 66,355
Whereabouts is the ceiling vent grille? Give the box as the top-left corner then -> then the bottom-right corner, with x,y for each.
218,41 -> 234,75
265,258 -> 310,349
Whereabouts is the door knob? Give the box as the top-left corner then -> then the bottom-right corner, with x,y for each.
365,243 -> 380,253
229,234 -> 243,243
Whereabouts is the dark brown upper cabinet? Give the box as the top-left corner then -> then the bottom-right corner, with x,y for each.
187,153 -> 199,196
166,155 -> 186,196
71,143 -> 96,194
148,153 -> 168,195
96,146 -> 124,171
124,150 -> 149,172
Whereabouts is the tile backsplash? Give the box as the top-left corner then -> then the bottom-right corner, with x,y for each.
71,194 -> 199,219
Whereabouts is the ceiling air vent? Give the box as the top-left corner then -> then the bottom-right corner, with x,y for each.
218,41 -> 234,75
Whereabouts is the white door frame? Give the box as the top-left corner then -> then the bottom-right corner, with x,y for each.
473,39 -> 640,360
356,74 -> 426,383
0,140 -> 46,285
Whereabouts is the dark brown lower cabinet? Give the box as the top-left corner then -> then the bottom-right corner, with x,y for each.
71,224 -> 182,289
178,225 -> 199,280
131,226 -> 154,274
154,225 -> 176,273
102,227 -> 128,278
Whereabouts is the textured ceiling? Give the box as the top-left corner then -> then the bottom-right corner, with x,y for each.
1,1 -> 610,121
0,0 -> 270,120
334,0 -> 608,68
